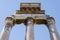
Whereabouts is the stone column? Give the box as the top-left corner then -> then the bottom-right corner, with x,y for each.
0,17 -> 14,40
25,18 -> 34,40
46,17 -> 60,40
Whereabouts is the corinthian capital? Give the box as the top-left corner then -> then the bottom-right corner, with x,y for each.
47,17 -> 55,26
5,17 -> 14,28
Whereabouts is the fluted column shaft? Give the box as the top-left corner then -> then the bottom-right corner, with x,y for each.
25,18 -> 34,40
47,18 -> 60,40
0,17 -> 14,40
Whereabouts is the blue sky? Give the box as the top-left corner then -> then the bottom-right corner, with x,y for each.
0,0 -> 60,40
